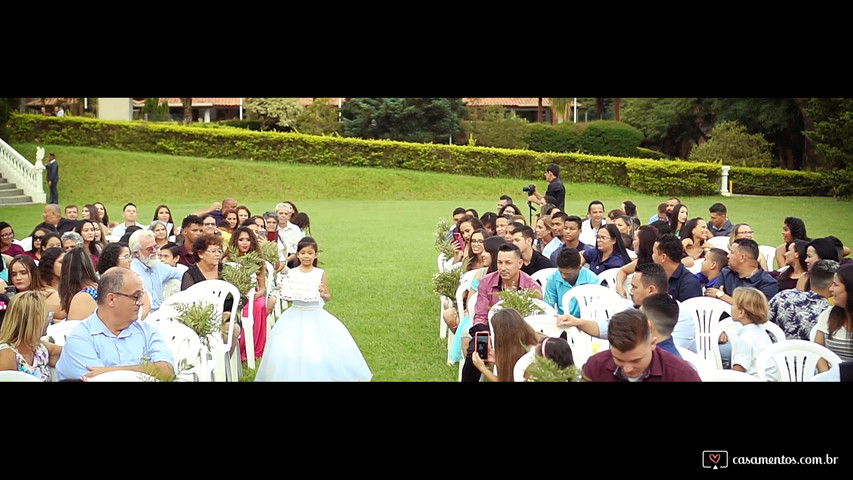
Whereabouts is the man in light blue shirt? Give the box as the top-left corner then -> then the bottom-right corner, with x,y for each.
544,247 -> 600,318
559,262 -> 697,353
55,267 -> 174,381
129,229 -> 182,311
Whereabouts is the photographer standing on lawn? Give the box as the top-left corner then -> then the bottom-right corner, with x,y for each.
526,163 -> 565,212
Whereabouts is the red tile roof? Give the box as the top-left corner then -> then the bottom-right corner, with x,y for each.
463,98 -> 552,107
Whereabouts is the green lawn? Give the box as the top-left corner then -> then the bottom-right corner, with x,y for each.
3,142 -> 852,381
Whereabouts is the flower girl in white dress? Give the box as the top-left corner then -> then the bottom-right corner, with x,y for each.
255,237 -> 372,381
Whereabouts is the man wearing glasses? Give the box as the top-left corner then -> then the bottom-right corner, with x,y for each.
55,267 -> 175,381
128,230 -> 182,312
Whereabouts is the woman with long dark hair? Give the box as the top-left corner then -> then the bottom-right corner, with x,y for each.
227,226 -> 268,363
774,239 -> 808,292
581,223 -> 631,276
815,263 -> 853,367
774,217 -> 809,271
668,203 -> 689,239
58,247 -> 100,321
470,308 -> 545,382
615,225 -> 660,298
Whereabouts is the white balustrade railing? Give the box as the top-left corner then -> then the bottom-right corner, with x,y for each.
0,138 -> 46,203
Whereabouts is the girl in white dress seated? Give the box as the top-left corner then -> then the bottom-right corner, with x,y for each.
255,237 -> 372,381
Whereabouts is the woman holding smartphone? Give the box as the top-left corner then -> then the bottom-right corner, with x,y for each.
470,308 -> 545,382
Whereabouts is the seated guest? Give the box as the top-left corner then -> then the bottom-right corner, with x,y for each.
7,255 -> 65,322
559,262 -> 697,354
705,238 -> 778,305
707,202 -> 734,237
58,247 -> 101,321
23,226 -> 53,262
61,231 -> 84,252
110,202 -> 144,239
652,233 -> 703,303
546,247 -> 599,319
640,293 -> 683,358
36,204 -> 76,235
769,259 -> 837,341
696,247 -> 728,290
582,308 -> 700,382
581,223 -> 631,278
178,215 -> 204,267
0,290 -> 62,381
509,225 -> 554,276
773,239 -> 808,291
460,243 -> 541,382
0,222 -> 25,258
648,202 -> 668,225
128,230 -> 182,312
54,267 -> 175,381
578,200 -> 607,247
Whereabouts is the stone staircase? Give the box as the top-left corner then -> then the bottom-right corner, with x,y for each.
0,175 -> 35,205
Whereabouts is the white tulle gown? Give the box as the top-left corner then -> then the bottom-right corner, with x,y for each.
255,266 -> 372,381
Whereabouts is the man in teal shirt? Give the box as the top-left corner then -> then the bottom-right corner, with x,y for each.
544,247 -> 599,318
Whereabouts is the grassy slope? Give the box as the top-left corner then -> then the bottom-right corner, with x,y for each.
3,143 -> 851,381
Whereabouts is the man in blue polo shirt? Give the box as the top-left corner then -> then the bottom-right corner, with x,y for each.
704,238 -> 778,305
653,233 -> 703,302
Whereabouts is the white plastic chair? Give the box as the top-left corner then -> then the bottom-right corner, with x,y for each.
513,349 -> 536,382
524,314 -> 564,338
755,339 -> 843,382
676,345 -> 709,374
562,326 -> 594,367
531,267 -> 557,293
161,280 -> 241,382
596,267 -> 622,292
758,245 -> 777,271
809,324 -> 818,342
0,370 -> 43,382
561,284 -> 626,320
241,287 -> 257,369
709,318 -> 743,370
699,368 -> 764,382
761,321 -> 786,344
17,236 -> 33,252
85,370 -> 159,382
680,296 -> 731,369
147,316 -> 204,381
705,236 -> 731,252
45,320 -> 82,346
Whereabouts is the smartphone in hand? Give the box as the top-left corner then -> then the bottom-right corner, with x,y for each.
474,332 -> 490,361
452,232 -> 465,251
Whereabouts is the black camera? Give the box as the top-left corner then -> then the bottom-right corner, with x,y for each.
522,184 -> 536,194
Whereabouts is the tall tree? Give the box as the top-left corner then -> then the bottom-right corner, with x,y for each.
341,98 -> 465,143
180,98 -> 192,125
243,98 -> 304,131
803,97 -> 853,171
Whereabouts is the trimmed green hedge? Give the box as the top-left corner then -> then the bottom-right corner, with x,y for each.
579,120 -> 644,157
7,114 -> 843,198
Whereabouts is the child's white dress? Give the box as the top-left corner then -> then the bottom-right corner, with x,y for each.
255,267 -> 372,381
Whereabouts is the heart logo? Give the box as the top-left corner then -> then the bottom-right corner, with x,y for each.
709,454 -> 720,464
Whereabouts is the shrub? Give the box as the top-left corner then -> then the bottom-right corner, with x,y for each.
688,121 -> 774,167
579,120 -> 644,157
523,122 -> 582,153
460,114 -> 529,150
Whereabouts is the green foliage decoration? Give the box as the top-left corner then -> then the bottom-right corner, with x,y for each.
172,301 -> 223,351
493,289 -> 544,318
524,355 -> 583,382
